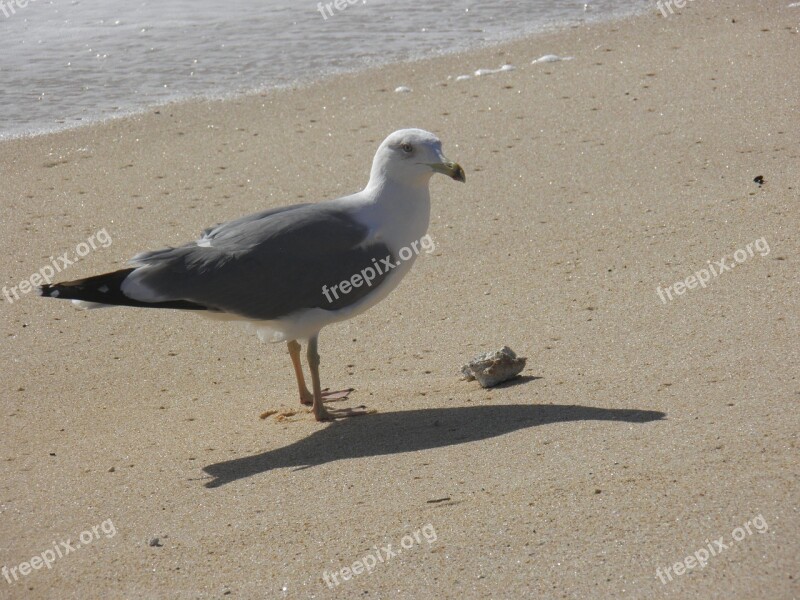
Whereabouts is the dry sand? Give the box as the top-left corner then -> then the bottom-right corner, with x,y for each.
1,0 -> 798,597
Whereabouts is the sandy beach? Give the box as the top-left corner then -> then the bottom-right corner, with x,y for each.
1,0 -> 798,597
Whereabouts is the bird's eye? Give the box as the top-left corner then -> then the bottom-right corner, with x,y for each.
400,143 -> 413,154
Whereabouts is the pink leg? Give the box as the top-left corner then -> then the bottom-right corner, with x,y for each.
287,340 -> 354,406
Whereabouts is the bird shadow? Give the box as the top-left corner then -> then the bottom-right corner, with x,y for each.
202,403 -> 665,488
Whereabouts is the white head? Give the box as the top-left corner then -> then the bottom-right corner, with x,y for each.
367,128 -> 465,188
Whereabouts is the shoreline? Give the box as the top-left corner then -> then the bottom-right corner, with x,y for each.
0,3 -> 651,144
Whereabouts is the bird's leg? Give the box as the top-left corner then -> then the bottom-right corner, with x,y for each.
287,339 -> 354,406
287,339 -> 314,406
306,334 -> 368,421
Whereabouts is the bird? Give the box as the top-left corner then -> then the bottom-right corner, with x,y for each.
40,128 -> 465,421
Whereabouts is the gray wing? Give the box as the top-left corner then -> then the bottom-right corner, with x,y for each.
198,203 -> 309,241
126,203 -> 395,320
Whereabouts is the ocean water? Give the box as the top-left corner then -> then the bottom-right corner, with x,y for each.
0,0 -> 649,139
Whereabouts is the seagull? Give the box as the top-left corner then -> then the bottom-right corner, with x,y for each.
40,128 -> 465,421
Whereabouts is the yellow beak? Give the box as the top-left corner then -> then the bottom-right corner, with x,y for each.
429,160 -> 466,182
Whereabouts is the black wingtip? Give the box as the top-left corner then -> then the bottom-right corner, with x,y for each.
39,268 -> 207,311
